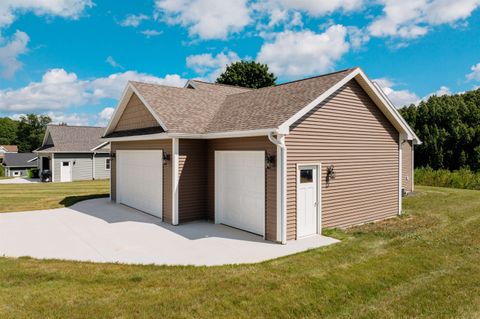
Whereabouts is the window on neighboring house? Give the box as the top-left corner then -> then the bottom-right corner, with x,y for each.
105,158 -> 111,170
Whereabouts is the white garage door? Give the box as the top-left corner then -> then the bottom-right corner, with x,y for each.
117,150 -> 163,218
215,151 -> 265,236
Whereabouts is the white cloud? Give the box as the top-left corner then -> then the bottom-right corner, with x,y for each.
258,0 -> 363,17
0,68 -> 187,113
155,0 -> 251,39
97,107 -> 115,126
106,56 -> 123,69
141,29 -> 163,38
466,62 -> 480,81
369,0 -> 480,39
186,51 -> 240,81
119,14 -> 149,27
0,0 -> 93,28
374,78 -> 420,107
346,26 -> 370,49
0,30 -> 29,78
257,25 -> 349,78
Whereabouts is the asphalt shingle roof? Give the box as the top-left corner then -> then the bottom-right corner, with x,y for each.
2,153 -> 37,167
128,68 -> 355,135
37,126 -> 109,153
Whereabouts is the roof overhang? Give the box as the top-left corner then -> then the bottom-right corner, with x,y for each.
104,82 -> 169,137
91,141 -> 110,151
102,128 -> 278,142
278,67 -> 421,144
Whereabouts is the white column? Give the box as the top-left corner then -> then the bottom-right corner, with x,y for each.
398,133 -> 403,215
172,138 -> 179,225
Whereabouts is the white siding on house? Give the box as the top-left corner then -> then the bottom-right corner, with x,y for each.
94,153 -> 110,180
53,154 -> 93,181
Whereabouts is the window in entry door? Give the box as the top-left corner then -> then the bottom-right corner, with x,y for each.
300,169 -> 313,183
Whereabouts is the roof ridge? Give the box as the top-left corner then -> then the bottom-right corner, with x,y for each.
130,81 -> 188,91
190,79 -> 253,90
48,124 -> 105,129
221,67 -> 357,99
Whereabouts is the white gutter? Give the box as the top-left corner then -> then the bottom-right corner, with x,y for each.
268,131 -> 287,244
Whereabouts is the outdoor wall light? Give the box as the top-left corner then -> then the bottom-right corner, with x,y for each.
326,165 -> 336,183
265,153 -> 276,169
163,153 -> 171,161
109,152 -> 116,158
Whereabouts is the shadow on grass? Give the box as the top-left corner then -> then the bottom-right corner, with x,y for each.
59,194 -> 109,207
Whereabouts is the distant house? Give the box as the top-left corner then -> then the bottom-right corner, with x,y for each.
35,125 -> 110,182
2,153 -> 38,177
0,145 -> 18,163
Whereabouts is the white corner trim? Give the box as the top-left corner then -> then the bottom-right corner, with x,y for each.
268,132 -> 287,244
172,138 -> 179,225
398,133 -> 403,215
51,153 -> 55,182
412,144 -> 415,192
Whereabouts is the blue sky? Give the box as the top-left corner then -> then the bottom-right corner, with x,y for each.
0,0 -> 479,126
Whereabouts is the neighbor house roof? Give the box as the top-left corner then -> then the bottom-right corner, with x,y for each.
104,68 -> 420,143
2,153 -> 37,167
36,125 -> 110,153
0,145 -> 18,152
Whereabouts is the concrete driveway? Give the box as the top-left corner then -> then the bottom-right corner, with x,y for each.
0,198 -> 339,266
0,177 -> 40,184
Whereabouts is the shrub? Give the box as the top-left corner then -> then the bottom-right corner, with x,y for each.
415,167 -> 480,190
0,165 -> 4,177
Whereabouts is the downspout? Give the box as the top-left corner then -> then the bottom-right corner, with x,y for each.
268,131 -> 287,244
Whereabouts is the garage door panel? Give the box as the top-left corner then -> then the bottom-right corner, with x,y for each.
117,150 -> 163,218
215,151 -> 265,236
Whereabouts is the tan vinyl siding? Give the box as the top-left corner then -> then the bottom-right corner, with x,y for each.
178,139 -> 208,222
114,94 -> 160,132
111,140 -> 173,223
286,79 -> 399,240
402,140 -> 413,193
206,136 -> 277,241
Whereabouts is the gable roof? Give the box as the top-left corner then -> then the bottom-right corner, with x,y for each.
36,125 -> 109,153
3,153 -> 37,167
0,145 -> 18,152
104,68 -> 420,143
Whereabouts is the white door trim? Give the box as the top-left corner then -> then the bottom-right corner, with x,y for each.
296,162 -> 322,238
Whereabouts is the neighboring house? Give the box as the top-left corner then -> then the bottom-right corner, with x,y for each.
36,125 -> 110,182
102,67 -> 421,244
2,153 -> 38,177
0,145 -> 18,163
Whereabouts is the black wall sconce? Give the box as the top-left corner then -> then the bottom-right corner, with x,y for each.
109,152 -> 116,159
326,165 -> 336,184
265,153 -> 276,169
163,152 -> 171,161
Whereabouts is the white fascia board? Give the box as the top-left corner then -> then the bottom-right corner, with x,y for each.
170,128 -> 278,139
278,68 -> 359,132
91,141 -> 109,151
103,128 -> 278,142
278,68 -> 417,142
27,157 -> 38,163
101,133 -> 172,142
371,81 -> 422,145
104,85 -> 134,136
104,83 -> 169,136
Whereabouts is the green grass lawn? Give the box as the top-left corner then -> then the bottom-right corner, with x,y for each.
0,180 -> 109,212
0,176 -> 13,180
0,185 -> 479,318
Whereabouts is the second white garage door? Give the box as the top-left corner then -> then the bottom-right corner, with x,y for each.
116,150 -> 163,218
215,151 -> 265,236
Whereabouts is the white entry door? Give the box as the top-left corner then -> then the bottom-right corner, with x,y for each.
297,165 -> 319,237
60,161 -> 72,182
116,150 -> 163,218
215,151 -> 265,236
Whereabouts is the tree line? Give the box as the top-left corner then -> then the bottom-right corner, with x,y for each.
0,114 -> 51,152
400,89 -> 480,171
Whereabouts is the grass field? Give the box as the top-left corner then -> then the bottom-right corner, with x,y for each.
0,180 -> 109,212
0,185 -> 479,318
